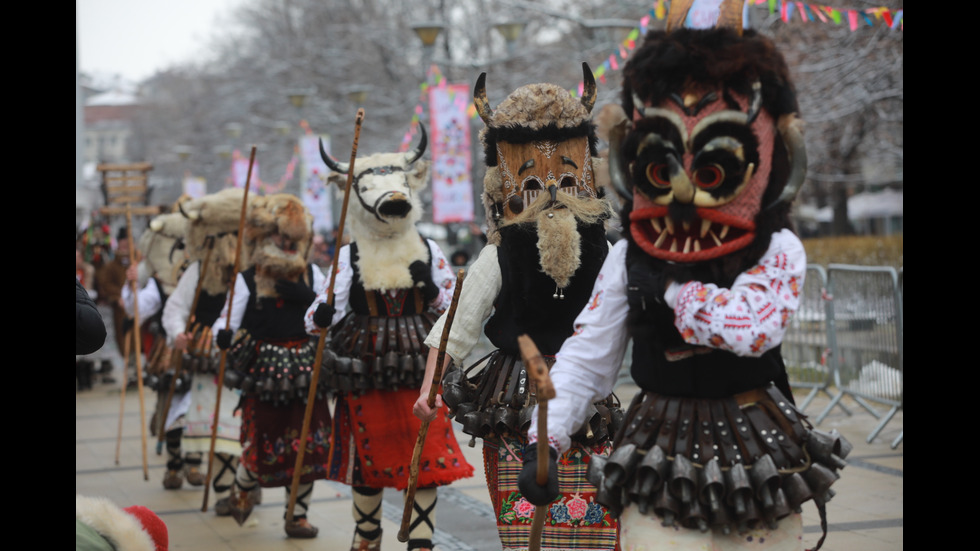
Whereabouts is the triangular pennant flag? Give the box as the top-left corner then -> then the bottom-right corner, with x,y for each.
848,9 -> 858,31
812,4 -> 828,23
890,9 -> 903,30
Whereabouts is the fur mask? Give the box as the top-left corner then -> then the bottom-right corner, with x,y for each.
607,27 -> 806,283
245,193 -> 314,297
138,212 -> 190,295
321,126 -> 430,291
179,188 -> 252,296
476,64 -> 612,287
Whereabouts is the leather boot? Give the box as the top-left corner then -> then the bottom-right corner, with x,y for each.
229,488 -> 255,526
162,469 -> 183,490
349,529 -> 381,550
284,518 -> 319,538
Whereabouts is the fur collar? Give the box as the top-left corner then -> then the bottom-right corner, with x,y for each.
76,495 -> 155,551
354,231 -> 428,292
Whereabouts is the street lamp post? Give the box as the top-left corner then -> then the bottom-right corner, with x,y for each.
493,21 -> 525,57
412,22 -> 445,79
409,20 -> 526,236
346,87 -> 369,106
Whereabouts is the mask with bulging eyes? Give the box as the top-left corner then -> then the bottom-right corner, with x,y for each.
622,87 -> 780,262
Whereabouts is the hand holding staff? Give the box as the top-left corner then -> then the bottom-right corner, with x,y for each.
518,334 -> 556,551
202,146 -> 255,513
285,108 -> 366,524
397,269 -> 465,542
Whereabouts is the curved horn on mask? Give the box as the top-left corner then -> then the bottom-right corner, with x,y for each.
767,114 -> 808,209
607,117 -> 634,202
168,238 -> 185,266
473,72 -> 494,125
177,199 -> 195,221
404,122 -> 428,165
581,62 -> 597,114
320,136 -> 349,174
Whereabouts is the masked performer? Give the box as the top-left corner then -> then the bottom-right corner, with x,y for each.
306,125 -> 474,551
159,189 -> 261,512
214,193 -> 329,538
519,2 -> 851,550
413,64 -> 623,551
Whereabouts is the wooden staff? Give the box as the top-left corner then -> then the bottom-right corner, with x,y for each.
285,108 -> 365,523
397,269 -> 465,542
156,236 -> 215,454
518,334 -> 556,551
201,146 -> 256,512
122,206 -> 152,481
114,326 -> 133,465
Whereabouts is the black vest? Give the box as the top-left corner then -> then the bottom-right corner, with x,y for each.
625,240 -> 789,399
189,262 -> 226,329
239,265 -> 316,340
347,236 -> 430,317
484,220 -> 608,356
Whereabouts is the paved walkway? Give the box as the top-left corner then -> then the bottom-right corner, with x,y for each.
77,375 -> 902,551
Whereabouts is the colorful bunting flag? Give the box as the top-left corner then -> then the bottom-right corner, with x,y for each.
397,0 -> 902,146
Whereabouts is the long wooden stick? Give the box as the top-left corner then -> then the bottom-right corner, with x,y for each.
518,334 -> 556,551
397,269 -> 465,542
156,236 -> 215,453
202,146 -> 256,512
115,327 -> 133,465
285,108 -> 365,523
123,206 -> 151,481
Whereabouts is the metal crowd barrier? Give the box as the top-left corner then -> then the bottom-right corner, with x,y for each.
815,264 -> 904,446
782,265 -> 850,414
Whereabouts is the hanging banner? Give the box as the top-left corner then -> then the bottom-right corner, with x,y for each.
429,83 -> 474,224
231,150 -> 260,189
300,134 -> 334,233
182,175 -> 207,199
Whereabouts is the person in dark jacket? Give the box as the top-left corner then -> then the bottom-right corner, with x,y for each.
77,277 -> 107,356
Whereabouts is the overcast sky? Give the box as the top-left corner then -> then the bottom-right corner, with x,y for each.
77,0 -> 243,84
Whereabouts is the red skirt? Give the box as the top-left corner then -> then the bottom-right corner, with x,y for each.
239,395 -> 332,488
326,388 -> 474,490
